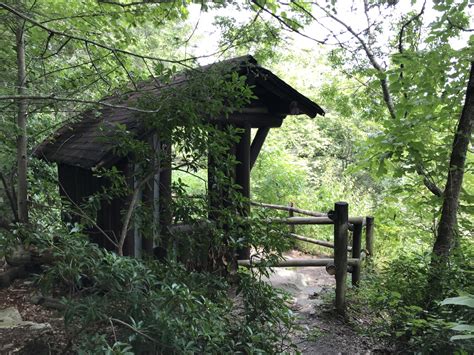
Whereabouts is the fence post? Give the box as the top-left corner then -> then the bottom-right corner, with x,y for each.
288,202 -> 295,234
334,201 -> 348,315
365,216 -> 374,257
351,223 -> 362,286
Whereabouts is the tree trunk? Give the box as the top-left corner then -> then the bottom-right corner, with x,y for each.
433,62 -> 473,257
15,21 -> 28,224
427,62 -> 474,303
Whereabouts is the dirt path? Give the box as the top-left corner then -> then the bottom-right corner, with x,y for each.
263,251 -> 375,354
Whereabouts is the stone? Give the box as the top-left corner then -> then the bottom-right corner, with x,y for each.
6,246 -> 31,266
0,307 -> 23,328
0,265 -> 26,288
0,307 -> 51,330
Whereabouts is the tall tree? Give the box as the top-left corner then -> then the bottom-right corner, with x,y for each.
15,11 -> 28,224
232,0 -> 473,294
433,62 -> 473,257
0,0 -> 194,230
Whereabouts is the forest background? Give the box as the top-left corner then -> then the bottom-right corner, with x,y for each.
0,0 -> 473,353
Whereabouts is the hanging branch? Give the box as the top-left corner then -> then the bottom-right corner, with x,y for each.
250,0 -> 327,45
0,3 -> 194,67
312,2 -> 396,120
112,50 -> 138,91
98,0 -> 173,7
0,95 -> 165,113
84,42 -> 111,88
397,1 -> 426,54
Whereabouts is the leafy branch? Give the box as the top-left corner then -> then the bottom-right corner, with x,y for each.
0,95 -> 164,113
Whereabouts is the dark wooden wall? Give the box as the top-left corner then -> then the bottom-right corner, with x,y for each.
58,160 -> 134,256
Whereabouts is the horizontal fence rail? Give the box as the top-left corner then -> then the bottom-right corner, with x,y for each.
238,257 -> 360,268
269,216 -> 366,225
251,201 -> 327,217
286,233 -> 352,251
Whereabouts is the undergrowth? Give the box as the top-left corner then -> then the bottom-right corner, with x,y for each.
31,228 -> 298,354
350,247 -> 474,353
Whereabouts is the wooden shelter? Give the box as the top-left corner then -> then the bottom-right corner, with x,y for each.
35,55 -> 324,257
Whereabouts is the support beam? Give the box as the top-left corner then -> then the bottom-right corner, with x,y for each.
288,202 -> 295,234
235,124 -> 251,199
351,223 -> 362,286
235,124 -> 251,260
210,114 -> 283,128
250,127 -> 270,170
157,140 -> 172,259
334,201 -> 348,315
365,216 -> 375,257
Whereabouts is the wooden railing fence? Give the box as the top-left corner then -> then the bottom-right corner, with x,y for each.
241,200 -> 375,315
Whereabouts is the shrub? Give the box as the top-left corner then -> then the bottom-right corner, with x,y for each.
36,227 -> 297,353
352,248 -> 474,353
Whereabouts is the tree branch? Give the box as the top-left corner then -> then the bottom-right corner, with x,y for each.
446,17 -> 474,32
0,3 -> 193,67
98,0 -> 174,7
84,42 -> 111,88
415,164 -> 443,197
0,95 -> 163,113
250,0 -> 327,45
313,2 -> 397,120
397,1 -> 426,54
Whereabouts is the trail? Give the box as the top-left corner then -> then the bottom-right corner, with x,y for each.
263,251 -> 374,354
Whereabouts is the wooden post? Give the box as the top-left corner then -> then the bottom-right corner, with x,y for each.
141,186 -> 154,256
288,202 -> 295,234
235,124 -> 251,260
351,223 -> 362,286
207,125 -> 220,222
157,140 -> 172,259
365,216 -> 374,257
334,201 -> 348,315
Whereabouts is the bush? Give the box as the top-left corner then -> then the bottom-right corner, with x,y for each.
36,228 -> 297,353
352,249 -> 474,353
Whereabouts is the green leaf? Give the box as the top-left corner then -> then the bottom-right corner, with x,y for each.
441,295 -> 474,308
450,334 -> 474,341
451,324 -> 474,332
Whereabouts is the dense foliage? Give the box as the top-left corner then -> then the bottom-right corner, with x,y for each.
0,0 -> 472,353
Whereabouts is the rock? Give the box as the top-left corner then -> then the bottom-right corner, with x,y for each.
19,340 -> 51,355
0,307 -> 23,327
29,293 -> 43,305
29,322 -> 51,330
6,246 -> 31,266
0,342 -> 14,353
28,294 -> 66,310
0,307 -> 51,330
0,265 -> 26,288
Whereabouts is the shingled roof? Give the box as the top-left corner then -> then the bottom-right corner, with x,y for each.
35,55 -> 324,169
